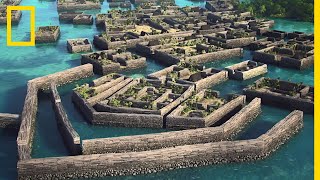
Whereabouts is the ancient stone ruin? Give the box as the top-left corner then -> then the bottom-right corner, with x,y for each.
35,26 -> 60,43
67,38 -> 93,53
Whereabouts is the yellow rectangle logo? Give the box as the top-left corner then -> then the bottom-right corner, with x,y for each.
7,6 -> 35,46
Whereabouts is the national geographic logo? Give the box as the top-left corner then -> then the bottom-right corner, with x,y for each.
6,6 -> 35,46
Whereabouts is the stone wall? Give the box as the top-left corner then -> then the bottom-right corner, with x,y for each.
185,48 -> 243,64
166,95 -> 246,129
35,27 -> 60,43
258,110 -> 303,152
94,31 -> 194,50
67,38 -> 92,53
59,12 -> 83,22
0,113 -> 20,128
17,83 -> 38,160
253,47 -> 279,65
82,97 -> 260,154
195,70 -> 228,91
93,35 -> 110,50
17,109 -> 303,180
17,64 -> 94,160
153,50 -> 181,65
221,98 -> 261,139
87,77 -> 133,106
244,87 -> 313,114
57,2 -> 101,11
225,37 -> 256,48
73,15 -> 93,25
29,64 -> 94,90
253,46 -> 313,70
279,55 -> 314,70
72,91 -> 95,123
83,81 -> 194,128
225,61 -> 268,80
81,55 -> 119,75
147,65 -> 176,81
0,10 -> 22,24
50,84 -> 81,155
92,112 -> 164,128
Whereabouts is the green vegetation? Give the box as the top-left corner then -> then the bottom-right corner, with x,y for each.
178,62 -> 201,73
88,52 -> 114,65
227,30 -> 251,38
108,98 -> 133,107
38,26 -> 58,33
170,84 -> 185,94
177,38 -> 206,47
74,84 -> 96,99
236,0 -> 313,22
254,78 -> 280,89
253,78 -> 306,97
181,93 -> 225,117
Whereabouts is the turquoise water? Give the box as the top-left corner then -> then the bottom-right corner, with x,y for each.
0,0 -> 314,179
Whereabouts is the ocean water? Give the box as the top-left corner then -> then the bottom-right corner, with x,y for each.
0,0 -> 314,179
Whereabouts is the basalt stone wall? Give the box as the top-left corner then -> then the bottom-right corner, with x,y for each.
141,31 -> 194,41
29,64 -> 94,90
93,35 -> 110,50
87,77 -> 133,105
161,86 -> 195,115
92,112 -> 164,128
72,91 -> 96,123
135,42 -> 155,55
0,113 -> 20,128
146,19 -> 166,31
244,88 -> 313,114
0,10 -> 22,24
0,0 -> 21,10
227,64 -> 268,80
59,12 -> 82,22
195,70 -> 228,91
50,84 -> 81,155
153,50 -> 181,65
94,31 -> 194,50
17,64 -> 94,160
67,40 -> 92,53
279,55 -> 314,70
197,28 -> 225,35
241,64 -> 267,80
225,37 -> 257,48
81,55 -> 120,75
147,65 -> 175,80
17,109 -> 302,180
258,110 -> 303,154
185,48 -> 243,64
130,0 -> 157,4
35,28 -> 60,43
99,39 -> 138,50
166,95 -> 246,129
57,3 -> 101,11
95,103 -> 160,114
82,97 -> 260,154
253,47 -> 279,65
73,15 -> 93,25
17,83 -> 38,160
125,57 -> 147,69
221,98 -> 261,139
119,39 -> 144,49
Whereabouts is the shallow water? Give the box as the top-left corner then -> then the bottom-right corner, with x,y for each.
0,0 -> 314,179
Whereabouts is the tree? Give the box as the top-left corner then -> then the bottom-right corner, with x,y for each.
237,0 -> 313,22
